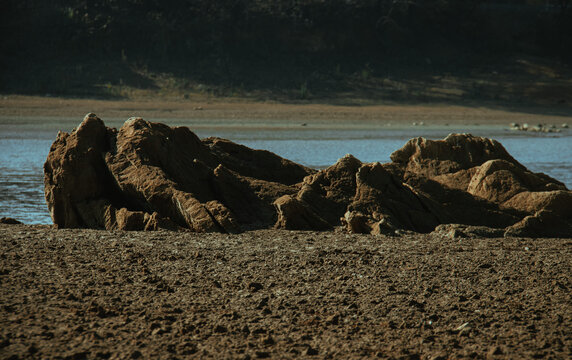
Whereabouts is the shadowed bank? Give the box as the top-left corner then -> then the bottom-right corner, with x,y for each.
1,1 -> 572,112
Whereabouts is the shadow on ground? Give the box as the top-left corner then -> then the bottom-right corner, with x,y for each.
1,53 -> 571,117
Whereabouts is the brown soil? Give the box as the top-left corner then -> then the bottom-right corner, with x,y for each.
1,224 -> 570,359
1,95 -> 571,127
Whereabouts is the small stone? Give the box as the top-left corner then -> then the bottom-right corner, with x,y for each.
455,322 -> 472,335
213,325 -> 227,333
562,123 -> 569,128
0,217 -> 22,225
429,355 -> 447,360
408,299 -> 425,310
263,335 -> 275,345
27,344 -> 39,354
488,346 -> 503,356
455,322 -> 470,332
257,297 -> 269,309
304,346 -> 319,356
325,314 -> 340,325
248,282 -> 263,292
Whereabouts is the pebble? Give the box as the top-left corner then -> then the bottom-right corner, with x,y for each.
304,346 -> 319,356
248,282 -> 263,292
262,335 -> 275,345
326,314 -> 340,325
255,351 -> 270,358
488,346 -> 503,356
213,325 -> 227,333
455,322 -> 471,332
508,122 -> 562,133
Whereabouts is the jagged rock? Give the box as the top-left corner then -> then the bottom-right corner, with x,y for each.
390,133 -> 522,179
467,159 -> 566,203
505,209 -> 572,238
276,160 -> 446,235
402,174 -> 521,229
432,167 -> 478,192
203,137 -> 312,185
273,195 -> 332,230
502,190 -> 572,214
388,134 -> 570,237
44,117 -> 572,237
296,154 -> 363,224
44,114 -> 120,228
501,191 -> 572,237
341,210 -> 400,236
44,114 -> 313,232
345,162 -> 444,234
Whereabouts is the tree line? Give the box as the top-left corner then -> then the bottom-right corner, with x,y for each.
1,1 -> 570,93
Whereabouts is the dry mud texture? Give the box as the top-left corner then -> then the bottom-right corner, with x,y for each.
1,224 -> 571,359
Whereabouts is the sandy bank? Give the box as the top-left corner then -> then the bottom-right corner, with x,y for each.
1,95 -> 571,127
1,224 -> 570,359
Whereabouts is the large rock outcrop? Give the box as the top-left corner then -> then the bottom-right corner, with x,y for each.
45,115 -> 572,237
44,114 -> 313,232
386,134 -> 569,237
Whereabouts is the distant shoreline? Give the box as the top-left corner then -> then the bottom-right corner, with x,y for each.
1,95 -> 571,127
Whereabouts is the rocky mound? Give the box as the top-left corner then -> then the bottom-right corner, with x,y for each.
44,115 -> 572,237
44,114 -> 313,233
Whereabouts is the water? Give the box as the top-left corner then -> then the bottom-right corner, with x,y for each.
1,117 -> 570,225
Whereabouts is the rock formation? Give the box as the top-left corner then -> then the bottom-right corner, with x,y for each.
44,114 -> 313,232
45,115 -> 572,237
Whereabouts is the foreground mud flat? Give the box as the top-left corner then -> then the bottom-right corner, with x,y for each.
1,224 -> 570,359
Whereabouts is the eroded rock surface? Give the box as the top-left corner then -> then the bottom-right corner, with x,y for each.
45,115 -> 571,237
44,114 -> 312,232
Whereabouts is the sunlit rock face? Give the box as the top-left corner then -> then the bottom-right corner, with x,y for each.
45,115 -> 571,237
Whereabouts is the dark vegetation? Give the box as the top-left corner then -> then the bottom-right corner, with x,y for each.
1,0 -> 571,103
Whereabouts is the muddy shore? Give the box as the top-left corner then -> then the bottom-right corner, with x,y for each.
1,224 -> 570,359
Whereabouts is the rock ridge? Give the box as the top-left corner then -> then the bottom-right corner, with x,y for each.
44,114 -> 571,237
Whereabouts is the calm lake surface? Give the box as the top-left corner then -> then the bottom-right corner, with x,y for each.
1,117 -> 571,225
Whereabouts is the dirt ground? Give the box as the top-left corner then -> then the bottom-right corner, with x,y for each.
1,224 -> 570,359
1,95 -> 571,127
